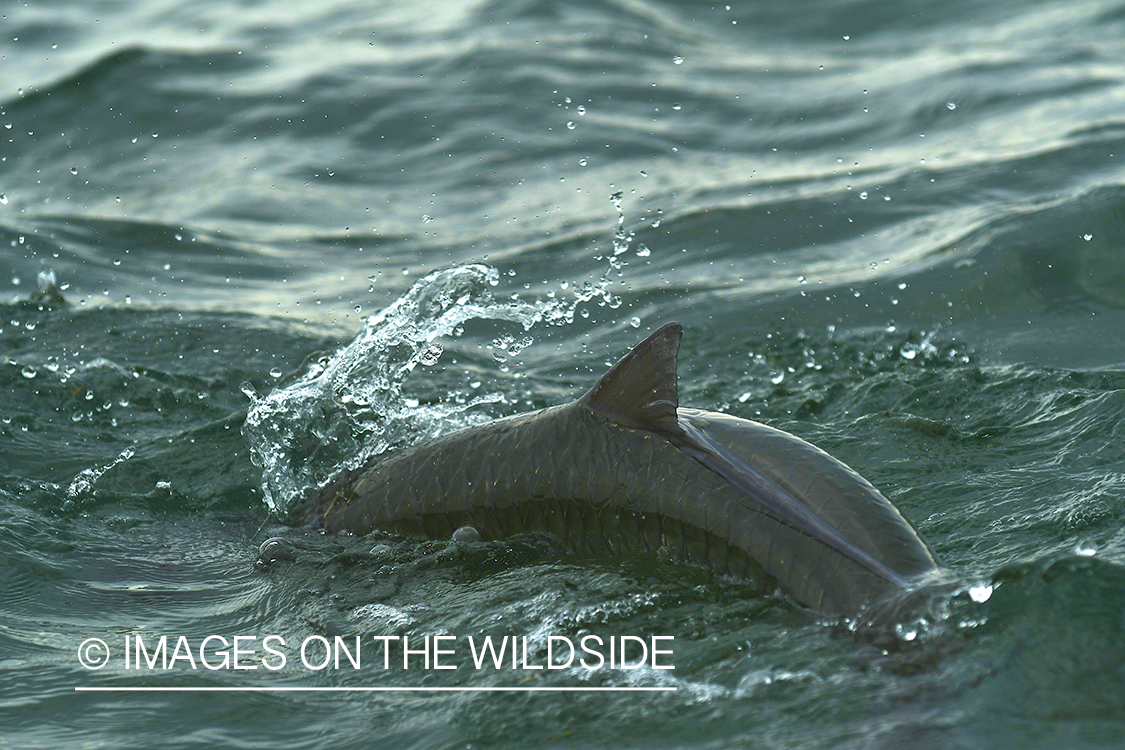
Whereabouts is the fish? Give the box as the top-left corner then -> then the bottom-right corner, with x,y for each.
288,322 -> 939,616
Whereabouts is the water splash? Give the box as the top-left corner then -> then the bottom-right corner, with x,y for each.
244,189 -> 647,515
66,445 -> 136,501
244,245 -> 631,515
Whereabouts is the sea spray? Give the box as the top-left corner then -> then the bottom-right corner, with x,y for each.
243,198 -> 643,515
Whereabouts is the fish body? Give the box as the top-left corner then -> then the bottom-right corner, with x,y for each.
290,323 -> 938,615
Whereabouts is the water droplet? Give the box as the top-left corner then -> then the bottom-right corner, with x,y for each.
507,336 -> 532,356
636,246 -> 651,257
895,623 -> 918,641
770,371 -> 785,384
576,105 -> 586,115
672,55 -> 685,65
629,317 -> 641,328
1082,233 -> 1093,241
859,191 -> 868,200
419,342 -> 443,366
0,194 -> 7,204
968,583 -> 993,603
578,157 -> 588,167
421,214 -> 433,223
21,365 -> 36,379
1076,538 -> 1097,557
269,368 -> 283,379
566,121 -> 575,130
70,166 -> 78,175
797,275 -> 807,284
947,102 -> 957,110
36,268 -> 57,292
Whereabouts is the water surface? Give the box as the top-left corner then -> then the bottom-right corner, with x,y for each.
3,0 -> 1125,747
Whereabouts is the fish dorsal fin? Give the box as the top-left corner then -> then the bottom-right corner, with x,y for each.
577,322 -> 683,435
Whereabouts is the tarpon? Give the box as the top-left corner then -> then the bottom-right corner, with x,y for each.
289,323 -> 939,616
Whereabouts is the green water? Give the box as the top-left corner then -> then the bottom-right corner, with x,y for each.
4,0 -> 1125,748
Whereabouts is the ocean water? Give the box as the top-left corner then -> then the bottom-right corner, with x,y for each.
3,0 -> 1125,747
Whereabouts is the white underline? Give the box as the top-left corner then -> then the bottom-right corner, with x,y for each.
75,686 -> 675,693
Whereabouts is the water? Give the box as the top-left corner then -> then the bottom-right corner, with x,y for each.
3,0 -> 1125,747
